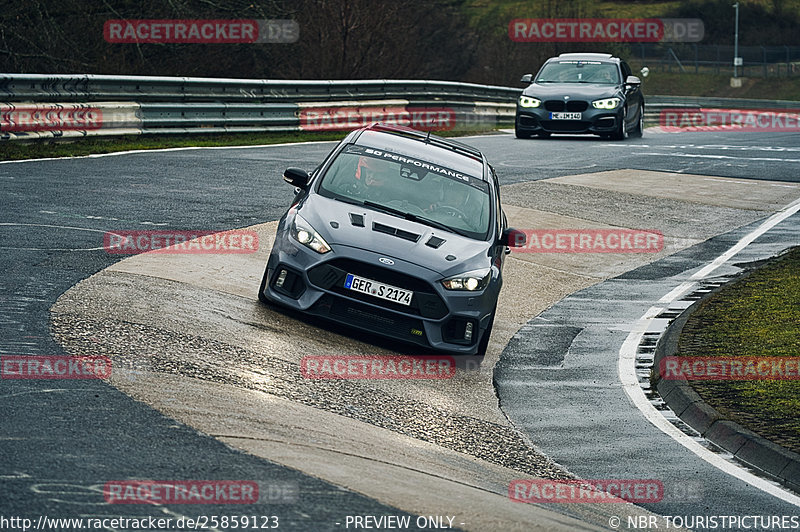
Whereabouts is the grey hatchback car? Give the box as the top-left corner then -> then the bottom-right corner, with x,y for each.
258,123 -> 524,356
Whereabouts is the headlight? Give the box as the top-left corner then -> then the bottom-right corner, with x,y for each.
441,269 -> 491,291
290,214 -> 331,254
592,97 -> 621,109
518,96 -> 542,108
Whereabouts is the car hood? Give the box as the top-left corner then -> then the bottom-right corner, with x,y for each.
522,82 -> 620,100
297,194 -> 492,277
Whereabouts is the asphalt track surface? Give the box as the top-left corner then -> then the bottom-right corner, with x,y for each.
1,129 -> 799,531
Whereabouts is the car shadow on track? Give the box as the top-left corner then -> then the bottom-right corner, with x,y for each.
255,298 -> 485,372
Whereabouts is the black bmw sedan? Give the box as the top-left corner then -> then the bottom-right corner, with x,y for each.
515,52 -> 644,140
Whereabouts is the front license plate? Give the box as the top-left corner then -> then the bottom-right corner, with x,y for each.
550,112 -> 582,120
344,273 -> 412,306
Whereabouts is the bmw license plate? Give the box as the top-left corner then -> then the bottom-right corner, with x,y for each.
345,273 -> 412,306
550,112 -> 582,120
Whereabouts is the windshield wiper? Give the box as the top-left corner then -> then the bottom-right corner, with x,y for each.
406,213 -> 470,238
363,201 -> 470,237
333,196 -> 362,206
363,200 -> 407,218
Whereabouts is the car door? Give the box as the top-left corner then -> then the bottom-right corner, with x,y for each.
620,61 -> 641,125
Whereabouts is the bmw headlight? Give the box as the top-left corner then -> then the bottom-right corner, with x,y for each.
592,97 -> 621,110
518,96 -> 542,108
441,269 -> 491,291
290,214 -> 331,254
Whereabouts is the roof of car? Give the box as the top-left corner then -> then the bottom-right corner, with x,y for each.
352,123 -> 488,181
554,52 -> 617,61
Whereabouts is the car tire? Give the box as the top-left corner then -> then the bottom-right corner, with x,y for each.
515,125 -> 532,139
611,110 -> 628,140
630,105 -> 644,138
476,311 -> 495,357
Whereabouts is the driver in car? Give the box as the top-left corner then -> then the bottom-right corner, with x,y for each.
425,179 -> 478,230
354,155 -> 393,202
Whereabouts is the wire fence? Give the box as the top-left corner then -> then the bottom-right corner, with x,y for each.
627,43 -> 800,77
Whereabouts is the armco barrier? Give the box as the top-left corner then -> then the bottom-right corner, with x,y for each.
0,74 -> 520,140
643,95 -> 800,126
2,73 -> 798,140
0,74 -> 521,103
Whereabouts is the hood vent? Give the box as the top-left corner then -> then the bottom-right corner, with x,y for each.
425,236 -> 446,249
372,222 -> 420,242
349,213 -> 365,227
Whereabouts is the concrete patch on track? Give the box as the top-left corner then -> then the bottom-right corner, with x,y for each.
48,169 -> 766,530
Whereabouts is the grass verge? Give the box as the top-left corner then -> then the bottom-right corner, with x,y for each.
676,247 -> 800,454
0,129 -> 501,162
0,131 -> 348,162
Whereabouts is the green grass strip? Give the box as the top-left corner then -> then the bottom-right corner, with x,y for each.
677,247 -> 800,454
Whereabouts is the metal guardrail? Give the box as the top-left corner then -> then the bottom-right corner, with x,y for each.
0,74 -> 522,141
0,74 -> 521,103
2,74 -> 798,141
643,95 -> 800,126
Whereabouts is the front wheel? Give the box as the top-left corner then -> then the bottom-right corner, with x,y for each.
515,124 -> 532,139
258,265 -> 271,304
476,311 -> 496,357
630,105 -> 644,138
611,110 -> 628,140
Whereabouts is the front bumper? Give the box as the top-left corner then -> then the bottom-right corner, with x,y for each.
261,233 -> 499,355
516,106 -> 623,135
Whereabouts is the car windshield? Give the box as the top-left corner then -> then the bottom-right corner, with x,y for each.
318,144 -> 491,240
537,61 -> 620,84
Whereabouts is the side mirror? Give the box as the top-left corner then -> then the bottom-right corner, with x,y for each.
625,75 -> 642,90
520,73 -> 533,84
501,228 -> 526,247
283,167 -> 309,189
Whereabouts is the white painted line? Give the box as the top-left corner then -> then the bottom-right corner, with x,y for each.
690,196 -> 800,281
0,222 -> 111,251
638,152 -> 800,163
619,197 -> 800,507
657,282 -> 695,303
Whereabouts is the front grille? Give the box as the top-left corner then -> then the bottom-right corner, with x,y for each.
566,100 -> 589,112
544,100 -> 589,112
310,294 -> 427,344
307,258 -> 448,319
544,100 -> 565,112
